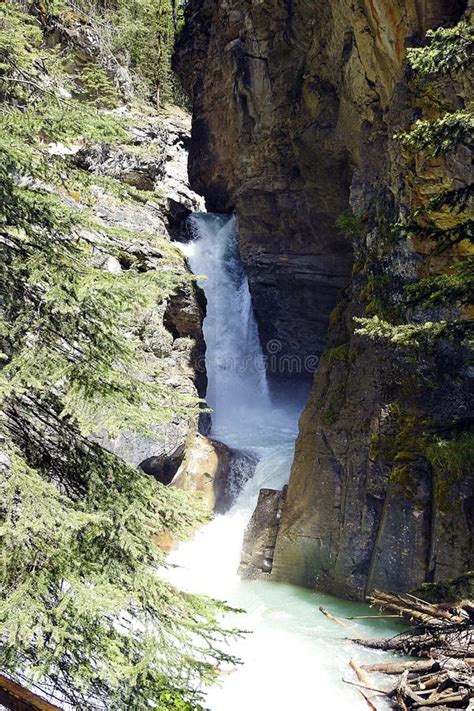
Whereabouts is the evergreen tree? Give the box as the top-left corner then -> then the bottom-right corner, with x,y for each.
111,0 -> 176,105
0,4 -> 237,708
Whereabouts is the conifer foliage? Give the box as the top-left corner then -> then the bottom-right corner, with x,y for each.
111,0 -> 176,104
35,0 -> 181,104
0,3 -> 236,708
355,15 -> 473,344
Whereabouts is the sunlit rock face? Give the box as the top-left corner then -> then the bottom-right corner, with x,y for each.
170,433 -> 232,511
170,434 -> 259,513
176,0 -> 472,598
175,0 -> 466,374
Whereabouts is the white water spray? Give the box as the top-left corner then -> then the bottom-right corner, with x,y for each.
169,214 -> 397,710
182,213 -> 271,440
172,213 -> 303,593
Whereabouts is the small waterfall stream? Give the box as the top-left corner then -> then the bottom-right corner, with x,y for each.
169,214 -> 398,710
183,213 -> 271,440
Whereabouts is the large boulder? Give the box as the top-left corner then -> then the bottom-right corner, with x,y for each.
239,487 -> 287,580
171,433 -> 231,511
171,434 -> 259,513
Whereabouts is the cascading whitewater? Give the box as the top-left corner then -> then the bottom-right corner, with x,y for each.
182,213 -> 271,441
169,214 -> 398,711
169,213 -> 305,592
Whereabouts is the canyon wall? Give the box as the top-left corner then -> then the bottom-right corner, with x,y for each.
79,107 -> 209,476
176,0 -> 467,373
176,0 -> 359,370
176,0 -> 473,597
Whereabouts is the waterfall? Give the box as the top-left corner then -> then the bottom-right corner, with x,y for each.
168,214 -> 397,711
170,213 -> 300,594
182,213 -> 271,441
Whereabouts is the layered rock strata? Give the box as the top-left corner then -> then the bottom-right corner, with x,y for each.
81,108 -> 209,472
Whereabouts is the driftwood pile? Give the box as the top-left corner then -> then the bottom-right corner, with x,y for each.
322,590 -> 473,710
352,591 -> 473,710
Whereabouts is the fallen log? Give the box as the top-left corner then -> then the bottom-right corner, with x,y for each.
396,671 -> 427,706
319,606 -> 351,628
342,678 -> 393,696
312,585 -> 473,710
395,692 -> 409,711
350,659 -> 381,710
367,596 -> 461,627
359,692 -> 379,711
369,591 -> 467,625
351,659 -> 374,688
346,614 -> 402,620
412,691 -> 469,707
350,634 -> 432,653
351,630 -> 472,657
413,672 -> 448,691
349,591 -> 473,710
361,660 -> 440,675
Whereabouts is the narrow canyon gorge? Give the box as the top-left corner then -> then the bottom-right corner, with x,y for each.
1,0 -> 472,708
174,0 -> 473,599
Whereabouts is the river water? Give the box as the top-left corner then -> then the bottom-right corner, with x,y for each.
169,214 -> 398,710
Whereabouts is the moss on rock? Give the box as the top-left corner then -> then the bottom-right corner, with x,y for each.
411,571 -> 474,603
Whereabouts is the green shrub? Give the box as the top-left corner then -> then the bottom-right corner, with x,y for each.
336,211 -> 365,237
325,343 -> 349,365
354,315 -> 449,346
406,258 -> 474,307
79,62 -> 119,107
426,433 -> 474,478
407,22 -> 474,78
427,434 -> 474,511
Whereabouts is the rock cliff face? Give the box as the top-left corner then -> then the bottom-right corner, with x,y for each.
175,0 -> 467,373
84,108 -> 209,473
176,0 -> 473,597
239,487 -> 287,580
